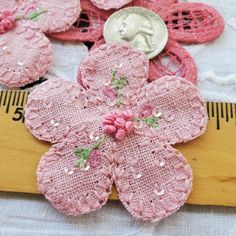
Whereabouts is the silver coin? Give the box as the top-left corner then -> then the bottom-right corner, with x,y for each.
103,7 -> 168,59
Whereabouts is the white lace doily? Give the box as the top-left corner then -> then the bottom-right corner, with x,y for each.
182,0 -> 236,102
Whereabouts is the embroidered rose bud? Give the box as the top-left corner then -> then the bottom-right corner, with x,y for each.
103,110 -> 134,141
89,150 -> 102,169
140,103 -> 154,118
0,10 -> 16,34
102,86 -> 117,99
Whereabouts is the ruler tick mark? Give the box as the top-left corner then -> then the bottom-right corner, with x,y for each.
0,91 -> 3,106
226,103 -> 229,122
16,91 -> 21,106
6,91 -> 12,114
235,104 -> 236,126
207,102 -> 210,119
220,102 -> 224,118
211,102 -> 215,117
21,92 -> 26,107
230,103 -> 233,118
3,91 -> 8,106
12,91 -> 17,106
216,103 -> 220,130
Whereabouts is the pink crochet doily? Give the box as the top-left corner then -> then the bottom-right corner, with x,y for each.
25,43 -> 208,222
0,0 -> 81,88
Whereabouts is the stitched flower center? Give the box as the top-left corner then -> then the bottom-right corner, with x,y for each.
103,108 -> 162,141
103,110 -> 134,141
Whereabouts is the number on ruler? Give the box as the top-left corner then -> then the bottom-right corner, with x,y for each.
12,107 -> 25,123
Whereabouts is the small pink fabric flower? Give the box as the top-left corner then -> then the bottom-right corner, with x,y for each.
89,150 -> 102,168
0,10 -> 16,34
103,110 -> 134,141
25,43 -> 208,222
0,0 -> 81,88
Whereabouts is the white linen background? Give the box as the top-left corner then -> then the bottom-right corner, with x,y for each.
0,0 -> 236,235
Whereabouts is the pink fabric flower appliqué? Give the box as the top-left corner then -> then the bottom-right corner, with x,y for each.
0,0 -> 81,88
50,0 -> 224,84
25,43 -> 208,222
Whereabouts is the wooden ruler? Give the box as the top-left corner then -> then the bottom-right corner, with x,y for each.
0,90 -> 236,206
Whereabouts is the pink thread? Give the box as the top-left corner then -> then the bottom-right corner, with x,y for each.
89,150 -> 102,168
140,103 -> 154,118
0,10 -> 16,34
24,2 -> 37,16
103,110 -> 134,141
102,86 -> 117,99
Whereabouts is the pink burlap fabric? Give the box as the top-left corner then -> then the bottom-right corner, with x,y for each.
71,0 -> 224,84
0,0 -> 81,88
25,43 -> 208,222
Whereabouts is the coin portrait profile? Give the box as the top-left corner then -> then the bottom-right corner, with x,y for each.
104,7 -> 168,59
119,13 -> 156,53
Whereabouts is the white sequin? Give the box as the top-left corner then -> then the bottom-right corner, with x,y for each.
153,111 -> 162,118
133,121 -> 144,129
154,189 -> 165,196
159,160 -> 165,167
106,100 -> 117,107
89,132 -> 100,142
133,173 -> 142,179
17,62 -> 24,66
103,80 -> 111,86
50,119 -> 60,127
81,161 -> 90,171
64,167 -> 74,175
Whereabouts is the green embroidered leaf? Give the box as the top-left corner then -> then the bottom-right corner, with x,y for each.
110,70 -> 129,107
117,92 -> 123,107
134,116 -> 160,129
28,10 -> 47,21
93,137 -> 105,149
111,70 -> 117,81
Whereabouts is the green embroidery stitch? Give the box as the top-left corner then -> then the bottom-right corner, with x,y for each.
75,136 -> 105,168
135,115 -> 161,128
15,9 -> 47,21
28,9 -> 48,21
111,70 -> 129,107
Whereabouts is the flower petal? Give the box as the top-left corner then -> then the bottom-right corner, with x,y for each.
49,0 -> 111,42
79,43 -> 149,108
18,0 -> 81,33
114,136 -> 192,222
0,1 -> 19,15
37,137 -> 114,216
133,76 -> 208,144
149,40 -> 197,84
25,78 -> 107,143
164,3 -> 225,43
0,23 -> 51,88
